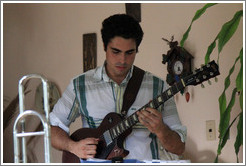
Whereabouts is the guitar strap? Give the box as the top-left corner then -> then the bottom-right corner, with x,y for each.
121,66 -> 145,117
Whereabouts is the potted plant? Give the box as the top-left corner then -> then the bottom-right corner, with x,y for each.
180,3 -> 243,162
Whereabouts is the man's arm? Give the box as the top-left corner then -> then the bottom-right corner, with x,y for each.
137,108 -> 185,155
51,126 -> 99,159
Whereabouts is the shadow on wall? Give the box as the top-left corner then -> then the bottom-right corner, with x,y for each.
183,136 -> 223,163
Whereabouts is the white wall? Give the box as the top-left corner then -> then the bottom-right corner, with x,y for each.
3,2 -> 243,163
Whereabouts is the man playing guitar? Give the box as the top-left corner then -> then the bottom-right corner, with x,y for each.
50,14 -> 186,162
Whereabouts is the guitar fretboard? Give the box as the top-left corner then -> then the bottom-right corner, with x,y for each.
109,79 -> 186,140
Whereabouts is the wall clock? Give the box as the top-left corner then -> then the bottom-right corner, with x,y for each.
162,36 -> 194,86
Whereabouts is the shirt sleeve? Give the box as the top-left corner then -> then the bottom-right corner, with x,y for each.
162,84 -> 187,143
49,80 -> 80,134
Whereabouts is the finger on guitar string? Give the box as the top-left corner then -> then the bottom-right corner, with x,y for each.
137,107 -> 165,134
137,111 -> 150,125
143,108 -> 163,124
145,107 -> 161,116
137,108 -> 157,122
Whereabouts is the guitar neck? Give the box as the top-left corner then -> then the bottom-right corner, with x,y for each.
109,79 -> 186,140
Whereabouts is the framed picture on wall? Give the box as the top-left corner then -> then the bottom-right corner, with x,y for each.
83,33 -> 97,72
125,3 -> 141,22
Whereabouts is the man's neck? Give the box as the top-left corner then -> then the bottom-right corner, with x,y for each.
104,64 -> 133,85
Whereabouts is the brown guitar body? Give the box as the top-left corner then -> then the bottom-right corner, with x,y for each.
62,112 -> 132,163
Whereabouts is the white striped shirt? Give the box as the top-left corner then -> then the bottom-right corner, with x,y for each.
50,64 -> 187,160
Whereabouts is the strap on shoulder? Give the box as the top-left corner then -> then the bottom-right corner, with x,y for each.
121,66 -> 145,117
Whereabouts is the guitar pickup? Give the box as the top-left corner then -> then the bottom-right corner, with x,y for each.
103,130 -> 113,146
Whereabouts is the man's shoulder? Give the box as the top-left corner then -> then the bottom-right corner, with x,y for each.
72,66 -> 103,82
143,70 -> 165,83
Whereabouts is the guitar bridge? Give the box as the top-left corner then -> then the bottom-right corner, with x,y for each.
103,130 -> 113,146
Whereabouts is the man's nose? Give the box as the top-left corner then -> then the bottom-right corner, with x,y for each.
119,54 -> 126,63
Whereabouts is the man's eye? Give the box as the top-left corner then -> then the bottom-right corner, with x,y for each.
113,51 -> 120,54
126,51 -> 135,55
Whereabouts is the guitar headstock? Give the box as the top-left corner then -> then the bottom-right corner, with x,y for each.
184,60 -> 220,86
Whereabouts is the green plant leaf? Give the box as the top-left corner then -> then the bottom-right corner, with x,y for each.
217,109 -> 240,155
192,3 -> 218,22
239,91 -> 243,111
236,48 -> 243,92
218,10 -> 243,53
234,112 -> 243,162
180,3 -> 217,47
236,48 -> 243,111
204,39 -> 217,64
220,88 -> 237,142
218,54 -> 240,123
205,10 -> 242,64
214,155 -> 218,163
216,47 -> 242,161
218,91 -> 226,123
180,26 -> 191,48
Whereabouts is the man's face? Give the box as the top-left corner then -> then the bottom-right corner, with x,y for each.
105,36 -> 137,84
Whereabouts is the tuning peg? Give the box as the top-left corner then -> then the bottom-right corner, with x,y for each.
215,77 -> 218,82
201,83 -> 205,88
208,80 -> 212,85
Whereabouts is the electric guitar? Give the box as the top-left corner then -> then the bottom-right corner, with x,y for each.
62,60 -> 220,163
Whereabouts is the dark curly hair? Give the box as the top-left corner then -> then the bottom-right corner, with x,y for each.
101,14 -> 144,52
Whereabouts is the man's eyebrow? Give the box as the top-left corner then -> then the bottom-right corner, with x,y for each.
110,47 -> 121,52
110,47 -> 136,53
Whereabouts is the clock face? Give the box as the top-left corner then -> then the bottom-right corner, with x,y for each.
173,60 -> 184,75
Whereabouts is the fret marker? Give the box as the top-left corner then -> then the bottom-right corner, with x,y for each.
133,114 -> 138,122
125,120 -> 129,127
167,89 -> 172,96
120,123 -> 125,130
113,128 -> 117,136
116,126 -> 120,134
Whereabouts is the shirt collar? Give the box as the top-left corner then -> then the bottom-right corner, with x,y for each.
95,61 -> 134,85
